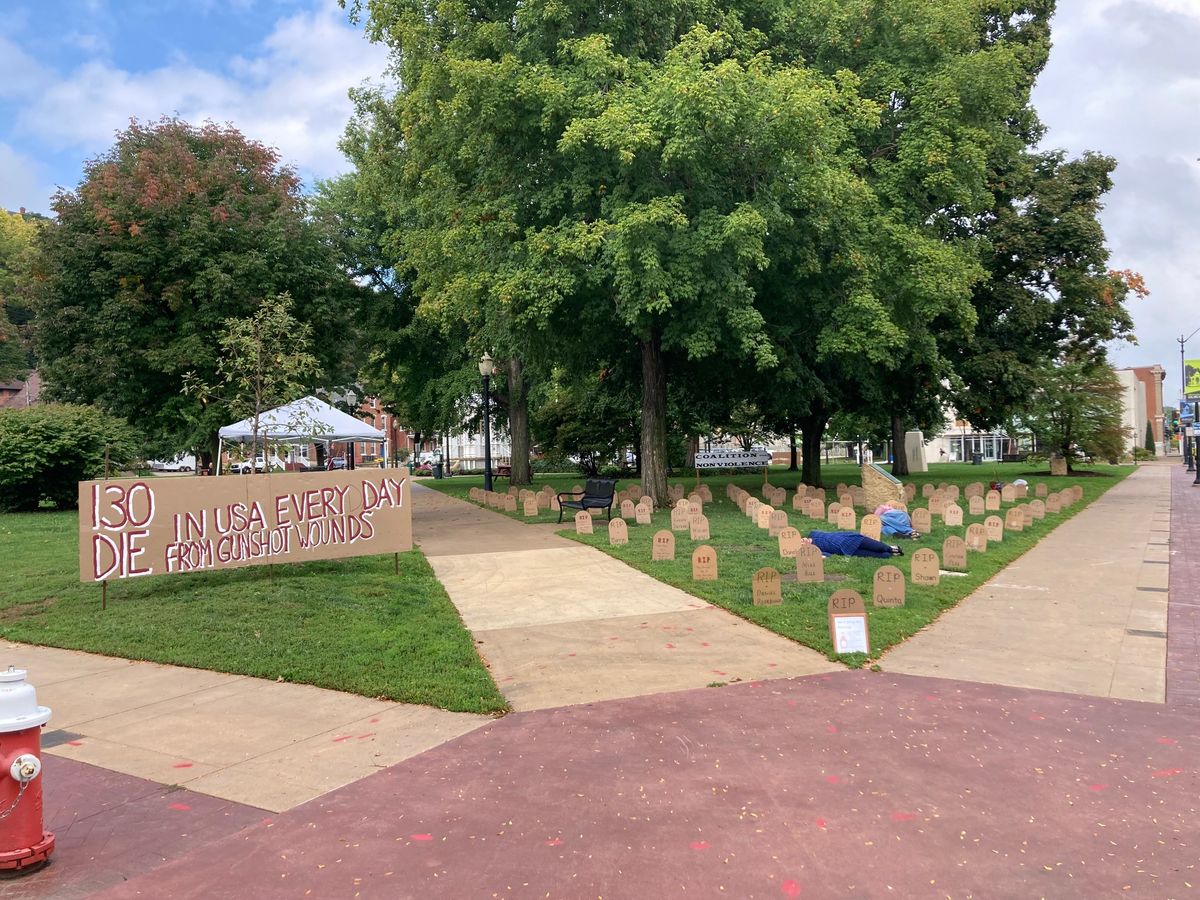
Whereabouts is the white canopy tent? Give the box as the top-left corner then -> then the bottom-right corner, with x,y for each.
217,396 -> 387,474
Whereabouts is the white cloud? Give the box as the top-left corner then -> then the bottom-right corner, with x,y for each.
0,142 -> 53,213
9,2 -> 390,187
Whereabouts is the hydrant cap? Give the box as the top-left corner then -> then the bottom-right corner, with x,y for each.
0,667 -> 52,732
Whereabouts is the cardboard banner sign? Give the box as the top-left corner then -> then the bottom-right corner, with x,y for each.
695,449 -> 772,469
79,470 -> 411,583
828,589 -> 870,655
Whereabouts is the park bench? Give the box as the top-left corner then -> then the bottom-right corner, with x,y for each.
557,478 -> 618,523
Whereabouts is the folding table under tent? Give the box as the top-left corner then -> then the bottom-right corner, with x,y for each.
216,395 -> 387,474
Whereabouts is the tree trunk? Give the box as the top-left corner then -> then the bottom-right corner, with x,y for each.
890,413 -> 909,477
506,357 -> 532,485
788,431 -> 798,471
639,330 -> 669,506
686,435 -> 698,470
799,414 -> 827,487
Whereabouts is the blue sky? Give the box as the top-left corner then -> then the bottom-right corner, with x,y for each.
2,0 -> 1197,385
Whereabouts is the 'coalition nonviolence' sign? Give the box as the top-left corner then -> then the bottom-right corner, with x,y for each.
695,449 -> 773,469
78,470 -> 411,582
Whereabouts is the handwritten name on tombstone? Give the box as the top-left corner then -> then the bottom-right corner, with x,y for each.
574,511 -> 593,534
79,471 -> 413,583
1046,493 -> 1062,514
795,543 -> 824,583
1001,484 -> 1016,503
778,527 -> 803,557
523,497 -> 539,517
652,529 -> 676,561
752,567 -> 783,606
636,501 -> 653,525
1029,499 -> 1046,520
692,545 -> 718,581
860,514 -> 882,542
943,536 -> 968,571
910,548 -> 940,586
873,565 -> 905,607
911,508 -> 932,534
942,503 -> 963,527
690,514 -> 710,541
837,506 -> 857,531
768,509 -> 788,537
985,490 -> 1001,511
984,515 -> 1004,542
808,499 -> 825,520
828,590 -> 870,655
757,505 -> 775,530
609,518 -> 629,545
968,495 -> 985,516
826,502 -> 842,525
965,523 -> 988,552
671,501 -> 691,532
1004,507 -> 1024,532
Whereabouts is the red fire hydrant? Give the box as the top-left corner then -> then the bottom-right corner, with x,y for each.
0,667 -> 53,873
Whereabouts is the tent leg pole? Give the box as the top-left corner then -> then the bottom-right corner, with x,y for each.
217,438 -> 224,476
394,552 -> 399,576
101,580 -> 107,611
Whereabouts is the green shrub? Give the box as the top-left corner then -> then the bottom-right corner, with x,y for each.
0,404 -> 140,511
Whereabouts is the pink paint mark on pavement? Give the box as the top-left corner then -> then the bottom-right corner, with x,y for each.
168,803 -> 191,812
781,879 -> 803,897
690,841 -> 710,850
411,834 -> 434,841
545,838 -> 564,847
890,812 -> 917,822
172,762 -> 194,769
1152,768 -> 1184,778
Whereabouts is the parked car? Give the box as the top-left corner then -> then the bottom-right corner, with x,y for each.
230,456 -> 285,474
149,454 -> 195,472
325,456 -> 347,470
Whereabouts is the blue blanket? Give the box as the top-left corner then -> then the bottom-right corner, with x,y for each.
808,531 -> 866,556
879,509 -> 915,536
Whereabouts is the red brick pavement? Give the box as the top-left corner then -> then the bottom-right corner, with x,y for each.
96,671 -> 1199,900
1169,465 -> 1200,706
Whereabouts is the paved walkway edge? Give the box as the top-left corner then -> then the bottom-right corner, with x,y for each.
1168,463 -> 1200,706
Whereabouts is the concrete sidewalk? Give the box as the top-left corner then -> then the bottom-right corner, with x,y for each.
413,485 -> 839,710
882,463 -> 1172,701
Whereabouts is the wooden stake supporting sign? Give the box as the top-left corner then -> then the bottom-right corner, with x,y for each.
872,565 -> 905,607
752,567 -> 782,606
828,590 -> 870,655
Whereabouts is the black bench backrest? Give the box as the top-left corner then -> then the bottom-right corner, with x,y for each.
585,478 -> 617,499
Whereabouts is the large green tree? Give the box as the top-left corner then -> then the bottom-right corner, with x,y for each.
0,209 -> 42,381
30,118 -> 364,464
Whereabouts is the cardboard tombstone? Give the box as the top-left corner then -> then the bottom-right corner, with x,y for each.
910,548 -> 940,586
508,486 -> 520,497
757,505 -> 775,530
620,499 -> 636,520
891,501 -> 908,513
837,506 -> 857,531
689,503 -> 705,524
690,514 -> 711,541
828,590 -> 870,655
1072,485 -> 1083,502
965,482 -> 984,499
985,490 -> 1001,511
698,484 -> 713,502
504,495 -> 518,512
761,482 -> 775,500
851,487 -> 866,507
670,484 -> 685,502
691,545 -> 718,581
839,493 -> 855,510
651,529 -> 676,561
687,492 -> 703,508
1004,506 -> 1024,532
575,510 -> 593,534
778,527 -> 803,557
609,518 -> 629,545
922,483 -> 936,498
873,565 -> 906,608
1001,484 -> 1016,503
793,492 -> 808,512
965,523 -> 988,553
519,489 -> 534,502
1029,499 -> 1046,520
808,499 -> 825,520
550,494 -> 561,512
1014,484 -> 1028,499
812,488 -> 827,503
773,488 -> 787,507
795,543 -> 825,583
903,483 -> 917,502
929,494 -> 946,516
911,508 -> 932,534
1035,483 -> 1048,498
826,502 -> 842,525
860,513 -> 882,542
984,515 -> 1004,543
942,536 -> 968,571
968,495 -> 985,516
671,501 -> 691,532
942,503 -> 963,527
468,487 -> 481,501
937,482 -> 949,492
537,491 -> 550,510
944,485 -> 960,502
1021,503 -> 1035,528
523,497 -> 539,517
636,501 -> 653,525
752,567 -> 783,606
768,509 -> 788,537
737,494 -> 749,514
835,482 -> 848,495
1046,493 -> 1062,514
746,498 -> 762,521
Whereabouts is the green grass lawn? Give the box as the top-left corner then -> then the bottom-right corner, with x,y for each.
427,462 -> 1135,666
0,511 -> 508,714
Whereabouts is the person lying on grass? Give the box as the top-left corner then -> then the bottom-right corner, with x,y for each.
873,503 -> 921,539
804,531 -> 904,559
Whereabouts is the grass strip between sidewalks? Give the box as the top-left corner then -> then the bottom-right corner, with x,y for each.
0,510 -> 508,714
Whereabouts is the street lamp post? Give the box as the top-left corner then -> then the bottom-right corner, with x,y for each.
479,353 -> 495,493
